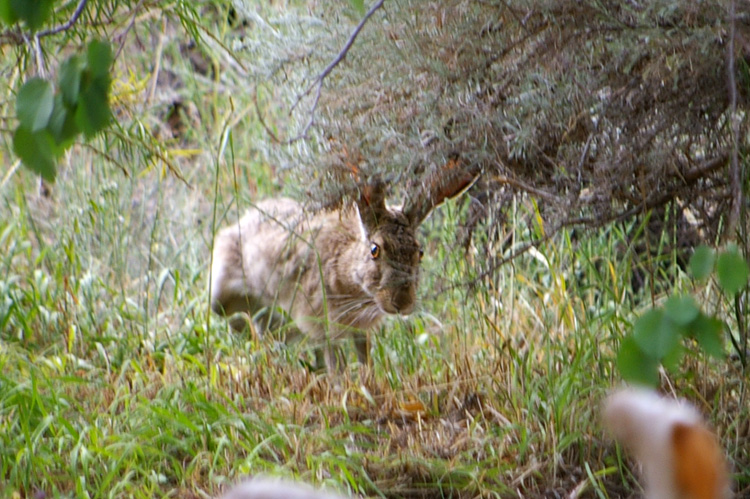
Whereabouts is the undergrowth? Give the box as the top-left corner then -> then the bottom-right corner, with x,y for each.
0,2 -> 747,499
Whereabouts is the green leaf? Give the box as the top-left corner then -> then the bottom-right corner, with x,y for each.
617,335 -> 659,388
716,248 -> 749,295
0,0 -> 19,25
74,80 -> 111,138
664,295 -> 700,326
10,0 -> 53,31
633,308 -> 680,359
689,245 -> 715,280
689,314 -> 725,359
16,77 -> 54,132
48,94 -> 79,147
87,40 -> 113,80
13,126 -> 57,182
59,55 -> 84,107
661,342 -> 684,373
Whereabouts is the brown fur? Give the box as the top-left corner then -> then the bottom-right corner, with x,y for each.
672,422 -> 728,499
604,389 -> 731,499
210,180 -> 466,371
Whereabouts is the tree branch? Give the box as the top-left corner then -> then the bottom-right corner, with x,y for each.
0,0 -> 90,70
37,0 -> 89,38
726,0 -> 741,237
285,0 -> 386,143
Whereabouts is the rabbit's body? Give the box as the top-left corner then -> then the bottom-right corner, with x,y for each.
210,185 -> 427,369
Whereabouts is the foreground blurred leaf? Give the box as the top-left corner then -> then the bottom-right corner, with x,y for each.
689,314 -> 725,359
87,40 -> 113,80
617,335 -> 659,388
633,309 -> 679,359
59,56 -> 84,107
17,78 -> 54,132
75,80 -> 112,138
0,0 -> 19,25
664,295 -> 699,326
688,245 -> 715,280
13,127 -> 57,182
716,248 -> 749,296
9,0 -> 54,31
48,95 -> 79,147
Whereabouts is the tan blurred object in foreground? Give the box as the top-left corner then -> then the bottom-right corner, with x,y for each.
604,388 -> 731,499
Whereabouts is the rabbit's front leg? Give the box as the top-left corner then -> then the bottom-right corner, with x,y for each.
353,333 -> 369,365
322,345 -> 348,374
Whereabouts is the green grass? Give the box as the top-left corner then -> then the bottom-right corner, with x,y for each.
0,3 -> 748,499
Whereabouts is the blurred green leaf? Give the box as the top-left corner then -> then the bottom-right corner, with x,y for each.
661,342 -> 684,372
633,308 -> 680,359
75,80 -> 111,138
689,314 -> 725,359
13,126 -> 57,182
9,0 -> 54,31
17,78 -> 54,132
689,245 -> 715,280
716,248 -> 749,295
87,40 -> 113,80
0,0 -> 19,25
48,94 -> 79,147
617,335 -> 659,387
59,56 -> 84,107
664,295 -> 700,326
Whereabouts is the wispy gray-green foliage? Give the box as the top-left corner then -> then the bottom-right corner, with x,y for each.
251,0 -> 748,245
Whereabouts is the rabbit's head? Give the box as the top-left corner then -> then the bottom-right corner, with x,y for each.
352,167 -> 478,316
353,182 -> 422,315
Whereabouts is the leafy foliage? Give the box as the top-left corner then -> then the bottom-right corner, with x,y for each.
0,0 -> 55,31
617,246 -> 749,387
12,40 -> 112,182
1,1 -> 114,182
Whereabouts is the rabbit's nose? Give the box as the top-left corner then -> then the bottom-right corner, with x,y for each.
392,291 -> 415,315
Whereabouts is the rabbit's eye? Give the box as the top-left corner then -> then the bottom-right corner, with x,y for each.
370,243 -> 381,259
418,248 -> 424,261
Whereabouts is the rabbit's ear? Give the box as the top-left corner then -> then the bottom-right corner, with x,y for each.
356,180 -> 389,232
404,158 -> 479,226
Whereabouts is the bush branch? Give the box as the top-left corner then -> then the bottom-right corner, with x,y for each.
727,0 -> 741,237
286,0 -> 386,143
36,0 -> 89,38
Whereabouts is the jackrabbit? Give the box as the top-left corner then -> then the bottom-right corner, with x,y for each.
604,388 -> 731,499
210,173 -> 475,370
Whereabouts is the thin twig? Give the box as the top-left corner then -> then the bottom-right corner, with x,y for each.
492,173 -> 559,203
29,33 -> 47,78
114,0 -> 145,61
11,0 -> 90,76
285,0 -> 386,143
253,93 -> 281,144
146,16 -> 166,107
81,143 -> 131,177
727,0 -> 741,237
36,0 -> 89,38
